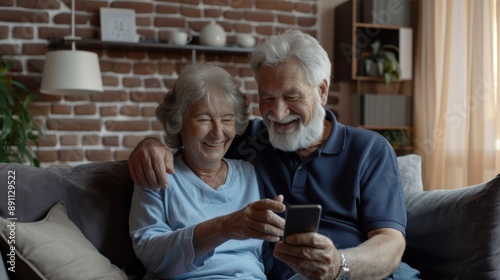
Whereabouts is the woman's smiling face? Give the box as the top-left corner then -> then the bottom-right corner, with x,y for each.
180,91 -> 236,167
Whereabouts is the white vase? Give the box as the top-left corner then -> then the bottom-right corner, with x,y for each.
236,34 -> 255,48
200,20 -> 226,47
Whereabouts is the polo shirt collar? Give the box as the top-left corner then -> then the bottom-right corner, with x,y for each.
320,109 -> 346,155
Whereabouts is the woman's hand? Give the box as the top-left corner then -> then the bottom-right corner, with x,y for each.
193,195 -> 286,257
221,195 -> 286,242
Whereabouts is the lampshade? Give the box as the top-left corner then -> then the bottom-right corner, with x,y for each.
40,50 -> 103,95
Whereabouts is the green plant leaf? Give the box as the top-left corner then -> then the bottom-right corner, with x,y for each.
384,52 -> 398,71
0,55 -> 44,166
12,80 -> 29,92
1,116 -> 13,136
0,59 -> 13,75
371,41 -> 381,56
376,59 -> 384,77
367,41 -> 401,83
384,72 -> 392,83
365,59 -> 373,75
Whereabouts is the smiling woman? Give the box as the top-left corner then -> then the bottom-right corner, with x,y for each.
179,91 -> 236,189
155,64 -> 249,152
128,63 -> 286,280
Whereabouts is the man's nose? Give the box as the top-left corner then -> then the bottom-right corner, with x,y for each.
270,99 -> 289,121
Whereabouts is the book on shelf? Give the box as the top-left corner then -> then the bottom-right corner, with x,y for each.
352,93 -> 411,127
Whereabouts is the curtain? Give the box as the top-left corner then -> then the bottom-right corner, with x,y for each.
414,0 -> 500,189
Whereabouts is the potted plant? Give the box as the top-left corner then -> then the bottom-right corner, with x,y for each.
360,40 -> 401,83
379,129 -> 411,149
0,55 -> 44,166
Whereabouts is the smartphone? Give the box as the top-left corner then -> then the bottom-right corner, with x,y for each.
283,204 -> 322,239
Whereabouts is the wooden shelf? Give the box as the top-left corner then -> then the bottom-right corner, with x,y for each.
355,76 -> 386,82
393,145 -> 414,156
334,0 -> 413,82
358,125 -> 411,130
354,22 -> 408,30
394,145 -> 414,150
48,38 -> 253,63
333,0 -> 415,155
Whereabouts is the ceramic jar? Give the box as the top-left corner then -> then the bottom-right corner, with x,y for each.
169,31 -> 192,46
200,20 -> 226,47
236,34 -> 256,48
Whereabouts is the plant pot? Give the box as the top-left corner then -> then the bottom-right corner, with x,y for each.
365,60 -> 380,77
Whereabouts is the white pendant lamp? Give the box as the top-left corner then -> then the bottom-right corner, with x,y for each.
40,0 -> 103,95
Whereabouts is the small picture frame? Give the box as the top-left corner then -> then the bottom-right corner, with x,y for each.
100,7 -> 137,42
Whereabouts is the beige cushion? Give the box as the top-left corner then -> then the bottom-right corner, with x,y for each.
0,201 -> 127,280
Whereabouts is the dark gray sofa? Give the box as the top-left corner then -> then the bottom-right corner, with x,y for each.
0,155 -> 499,279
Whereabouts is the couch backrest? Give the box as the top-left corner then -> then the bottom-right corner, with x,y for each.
0,161 -> 145,277
2,155 -> 498,279
0,154 -> 431,279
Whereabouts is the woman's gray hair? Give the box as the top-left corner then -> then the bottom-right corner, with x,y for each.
155,63 -> 249,151
249,29 -> 331,90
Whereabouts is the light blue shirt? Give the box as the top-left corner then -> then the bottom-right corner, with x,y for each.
129,155 -> 265,279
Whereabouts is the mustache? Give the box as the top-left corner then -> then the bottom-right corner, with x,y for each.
266,114 -> 300,124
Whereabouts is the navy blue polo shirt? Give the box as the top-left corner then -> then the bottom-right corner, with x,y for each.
227,110 -> 407,277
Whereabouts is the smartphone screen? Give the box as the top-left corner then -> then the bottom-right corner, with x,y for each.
283,204 -> 322,239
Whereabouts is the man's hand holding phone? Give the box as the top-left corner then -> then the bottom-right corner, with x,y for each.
276,204 -> 342,279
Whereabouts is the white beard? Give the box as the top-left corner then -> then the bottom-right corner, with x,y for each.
266,100 -> 326,152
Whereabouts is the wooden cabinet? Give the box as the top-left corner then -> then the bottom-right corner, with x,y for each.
334,0 -> 413,82
333,0 -> 415,155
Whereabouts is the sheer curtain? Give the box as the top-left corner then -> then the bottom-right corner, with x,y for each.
414,0 -> 500,190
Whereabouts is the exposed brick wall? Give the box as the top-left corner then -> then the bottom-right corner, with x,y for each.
1,0 -> 323,167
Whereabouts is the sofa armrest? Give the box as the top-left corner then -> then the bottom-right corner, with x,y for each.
404,175 -> 500,279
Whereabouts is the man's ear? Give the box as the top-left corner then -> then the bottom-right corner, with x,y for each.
319,79 -> 329,106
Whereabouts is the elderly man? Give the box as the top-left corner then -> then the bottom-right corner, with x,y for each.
129,29 -> 420,280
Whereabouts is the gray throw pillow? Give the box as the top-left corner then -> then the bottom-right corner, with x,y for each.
397,154 -> 424,198
0,202 -> 127,280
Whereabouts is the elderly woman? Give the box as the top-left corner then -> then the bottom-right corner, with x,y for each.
129,63 -> 285,280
